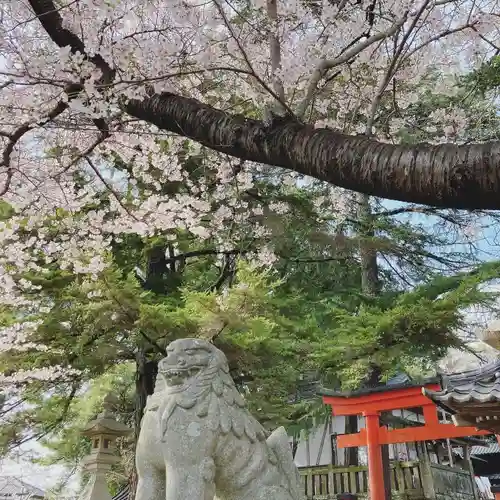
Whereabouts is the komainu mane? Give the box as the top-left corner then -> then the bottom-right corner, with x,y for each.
135,338 -> 301,500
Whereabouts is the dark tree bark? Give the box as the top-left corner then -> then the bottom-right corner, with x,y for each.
143,245 -> 168,294
127,244 -> 164,499
357,194 -> 381,296
381,444 -> 392,500
125,96 -> 500,210
27,0 -> 500,211
129,351 -> 158,500
134,352 -> 158,444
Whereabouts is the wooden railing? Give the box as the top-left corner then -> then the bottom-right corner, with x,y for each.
299,461 -> 424,499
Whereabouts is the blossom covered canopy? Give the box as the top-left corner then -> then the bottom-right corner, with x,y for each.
1,0 -> 500,213
0,0 -> 499,425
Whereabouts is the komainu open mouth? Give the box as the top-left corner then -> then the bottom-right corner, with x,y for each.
163,366 -> 202,385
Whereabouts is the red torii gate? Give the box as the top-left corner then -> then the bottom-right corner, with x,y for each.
322,383 -> 490,500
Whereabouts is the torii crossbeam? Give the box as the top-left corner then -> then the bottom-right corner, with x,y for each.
321,383 -> 490,500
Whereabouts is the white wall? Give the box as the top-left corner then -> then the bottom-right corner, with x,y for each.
293,415 -> 347,467
292,408 -> 426,467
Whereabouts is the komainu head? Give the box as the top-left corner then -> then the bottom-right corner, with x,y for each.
158,338 -> 229,393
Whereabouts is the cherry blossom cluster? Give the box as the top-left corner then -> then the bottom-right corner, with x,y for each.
0,365 -> 81,388
0,0 -> 498,383
0,321 -> 45,352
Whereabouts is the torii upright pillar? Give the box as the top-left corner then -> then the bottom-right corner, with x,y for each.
321,383 -> 490,500
365,412 -> 385,500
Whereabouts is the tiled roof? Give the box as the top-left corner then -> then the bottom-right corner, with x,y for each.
387,373 -> 412,386
424,359 -> 500,407
0,477 -> 45,498
320,377 -> 439,398
423,358 -> 500,432
303,371 -> 418,400
471,442 -> 500,455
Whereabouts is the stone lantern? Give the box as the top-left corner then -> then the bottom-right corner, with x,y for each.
79,393 -> 131,500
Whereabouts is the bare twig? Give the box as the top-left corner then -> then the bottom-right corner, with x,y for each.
364,2 -> 430,132
297,16 -> 408,118
55,130 -> 110,178
0,80 -> 13,91
402,24 -> 476,63
471,25 -> 500,54
84,157 -> 138,220
212,0 -> 291,113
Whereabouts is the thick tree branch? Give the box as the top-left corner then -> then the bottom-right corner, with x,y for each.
150,246 -> 348,268
27,0 -> 500,210
378,205 -> 464,220
0,99 -> 69,196
125,93 -> 500,209
27,0 -> 114,83
163,248 -> 243,265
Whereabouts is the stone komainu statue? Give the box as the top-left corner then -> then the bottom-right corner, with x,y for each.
135,338 -> 301,500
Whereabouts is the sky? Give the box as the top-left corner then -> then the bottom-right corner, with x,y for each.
0,446 -> 75,492
382,199 -> 500,261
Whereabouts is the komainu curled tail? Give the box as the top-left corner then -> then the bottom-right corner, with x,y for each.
267,426 -> 302,499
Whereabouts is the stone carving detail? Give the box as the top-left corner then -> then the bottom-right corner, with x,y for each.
135,338 -> 301,500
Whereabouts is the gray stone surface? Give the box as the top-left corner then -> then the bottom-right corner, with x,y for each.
80,393 -> 131,500
135,338 -> 301,500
